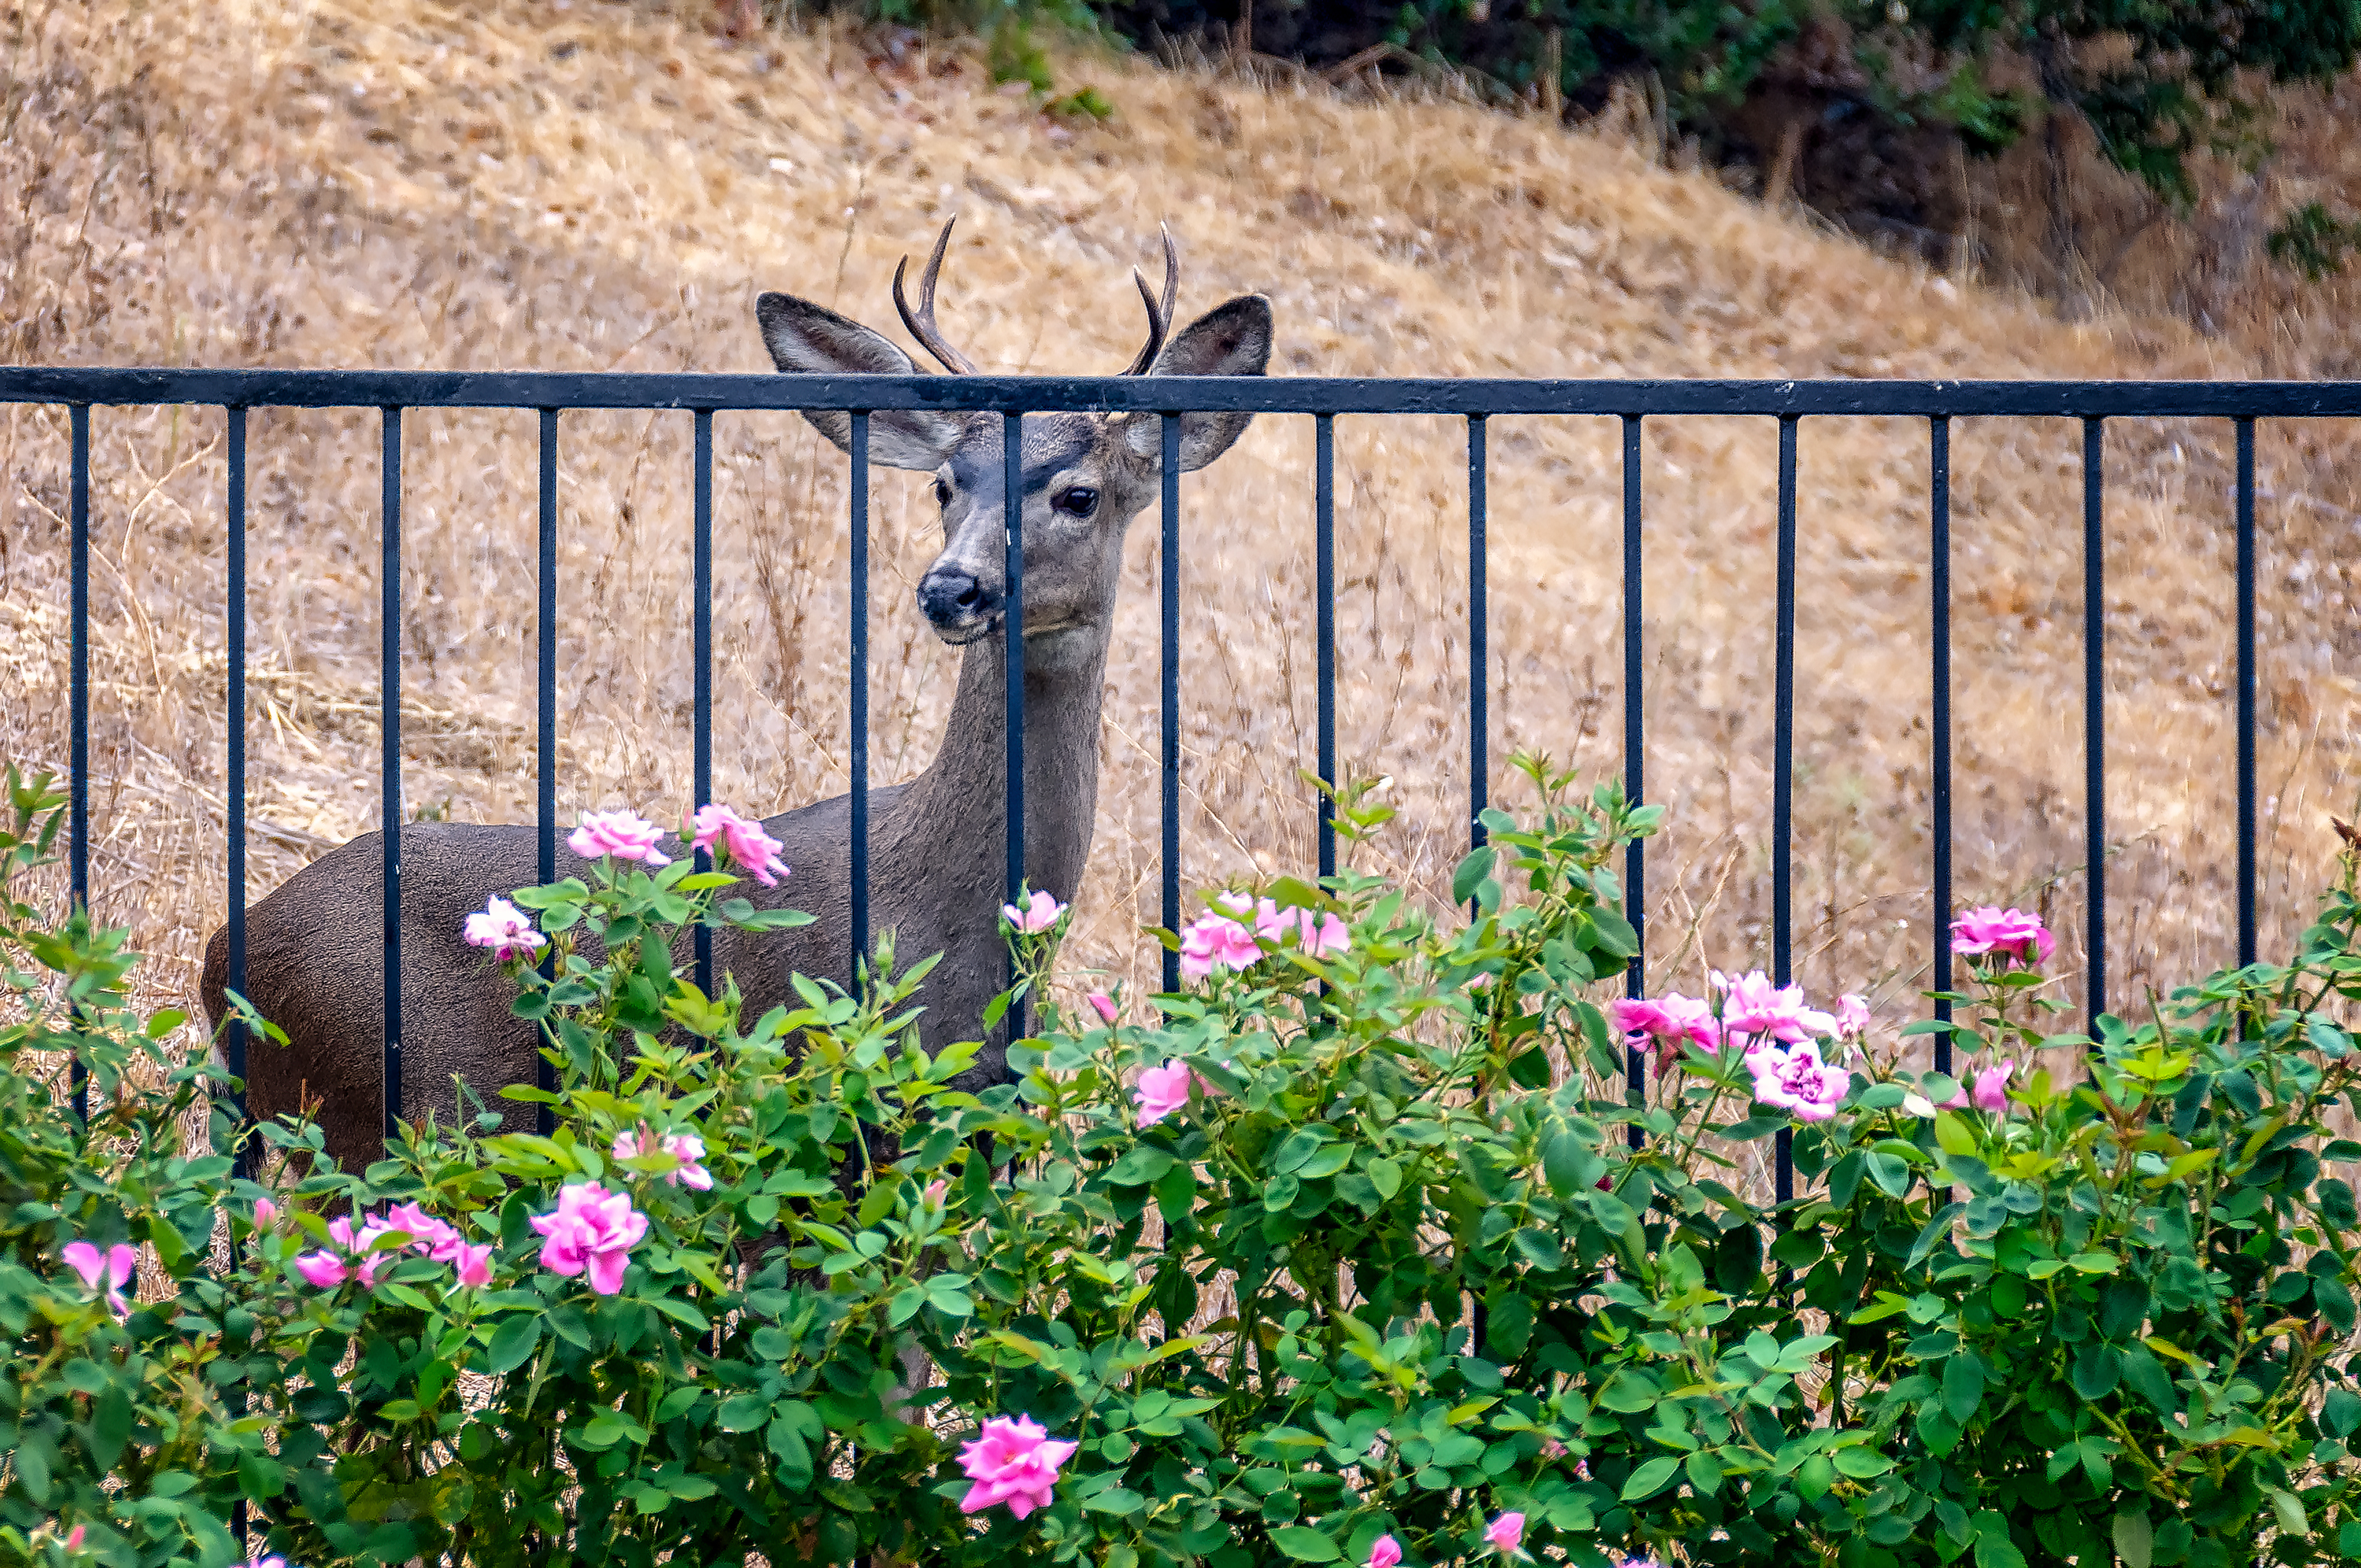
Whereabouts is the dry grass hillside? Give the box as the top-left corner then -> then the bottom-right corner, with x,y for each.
2,0 -> 2357,1061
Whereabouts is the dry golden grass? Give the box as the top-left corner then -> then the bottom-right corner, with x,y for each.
3,0 -> 2359,1072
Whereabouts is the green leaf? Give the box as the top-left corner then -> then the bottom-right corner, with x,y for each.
1971,1513 -> 2028,1568
483,1313 -> 542,1375
2268,1488 -> 2308,1538
1621,1455 -> 1681,1500
1108,1146 -> 1177,1186
718,1394 -> 771,1433
1942,1354 -> 1986,1423
1368,1157 -> 1402,1200
1269,1527 -> 1341,1562
1451,848 -> 1497,906
2112,1511 -> 2153,1568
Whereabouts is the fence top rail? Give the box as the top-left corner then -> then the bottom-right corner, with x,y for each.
4,367 -> 2360,418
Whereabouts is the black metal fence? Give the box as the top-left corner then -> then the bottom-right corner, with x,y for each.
9,367 -> 2361,1197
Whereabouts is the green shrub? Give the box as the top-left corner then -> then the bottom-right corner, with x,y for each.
4,754 -> 2359,1567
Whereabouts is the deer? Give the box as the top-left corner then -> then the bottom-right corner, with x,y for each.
199,219 -> 1274,1175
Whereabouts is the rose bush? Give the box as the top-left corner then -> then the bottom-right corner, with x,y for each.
2,754 -> 2359,1568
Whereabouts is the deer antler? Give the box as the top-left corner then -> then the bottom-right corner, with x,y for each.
892,217 -> 980,375
1121,224 -> 1180,376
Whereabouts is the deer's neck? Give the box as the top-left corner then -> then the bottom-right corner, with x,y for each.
890,633 -> 1106,904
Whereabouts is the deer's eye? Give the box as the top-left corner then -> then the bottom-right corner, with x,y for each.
933,478 -> 951,508
1051,485 -> 1099,518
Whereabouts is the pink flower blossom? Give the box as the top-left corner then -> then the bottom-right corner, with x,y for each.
689,803 -> 789,887
1254,899 -> 1352,959
463,895 -> 546,961
922,1179 -> 948,1206
1971,1061 -> 2015,1112
384,1202 -> 463,1260
1484,1512 -> 1527,1555
240,1554 -> 290,1568
1712,971 -> 1838,1045
1178,912 -> 1262,981
1610,994 -> 1718,1062
1133,1060 -> 1199,1126
1575,1458 -> 1591,1481
612,1126 -> 715,1190
293,1251 -> 349,1289
65,1526 -> 86,1551
1614,1556 -> 1667,1568
1366,1537 -> 1403,1568
1834,993 -> 1873,1039
61,1241 -> 136,1321
1001,890 -> 1066,935
567,810 -> 673,866
1746,1042 -> 1851,1123
529,1182 -> 649,1297
452,1242 -> 496,1289
1214,891 -> 1254,918
956,1414 -> 1077,1518
253,1197 -> 279,1229
1949,906 -> 2054,968
1087,991 -> 1120,1025
1539,1438 -> 1568,1459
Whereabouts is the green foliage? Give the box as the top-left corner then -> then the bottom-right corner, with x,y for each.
2268,201 -> 2361,281
6,750 -> 2361,1566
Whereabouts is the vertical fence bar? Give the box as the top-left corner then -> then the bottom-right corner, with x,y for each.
1003,412 -> 1026,1039
381,407 -> 404,1141
1773,415 -> 1798,1205
1316,415 -> 1336,883
223,404 -> 252,1551
535,410 -> 558,1137
1468,415 -> 1488,868
850,412 -> 871,974
2083,417 -> 2106,1033
1161,413 -> 1181,993
1930,417 -> 1954,1073
1620,415 -> 1644,1148
225,407 -> 249,1163
2235,416 -> 2257,971
693,410 -> 715,998
69,404 -> 91,1124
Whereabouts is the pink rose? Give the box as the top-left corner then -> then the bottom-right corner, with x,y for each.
463,895 -> 546,960
240,1554 -> 290,1568
1609,994 -> 1718,1062
1484,1512 -> 1526,1555
1712,970 -> 1838,1046
1539,1438 -> 1567,1459
384,1201 -> 463,1259
1178,912 -> 1262,982
451,1241 -> 496,1289
1132,1060 -> 1199,1127
689,803 -> 789,887
956,1414 -> 1078,1518
1834,993 -> 1872,1039
528,1182 -> 648,1296
613,1126 -> 715,1190
567,810 -> 673,866
1001,890 -> 1066,935
1367,1537 -> 1403,1568
1087,991 -> 1120,1026
1971,1061 -> 2015,1113
65,1526 -> 86,1551
293,1251 -> 349,1289
1254,899 -> 1352,959
252,1197 -> 279,1229
61,1240 -> 137,1321
922,1179 -> 948,1206
1746,1041 -> 1850,1123
1949,906 -> 2054,968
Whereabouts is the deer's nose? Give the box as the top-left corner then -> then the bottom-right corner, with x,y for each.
918,567 -> 999,628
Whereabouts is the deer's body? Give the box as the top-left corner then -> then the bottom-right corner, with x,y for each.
200,223 -> 1272,1174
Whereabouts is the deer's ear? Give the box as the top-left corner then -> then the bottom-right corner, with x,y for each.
1126,294 -> 1273,471
756,292 -> 968,470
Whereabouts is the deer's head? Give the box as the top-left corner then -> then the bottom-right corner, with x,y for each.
756,220 -> 1272,674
